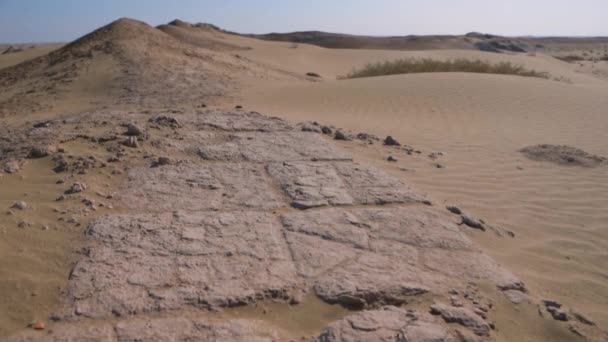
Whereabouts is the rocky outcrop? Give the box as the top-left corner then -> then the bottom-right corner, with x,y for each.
8,110 -> 532,340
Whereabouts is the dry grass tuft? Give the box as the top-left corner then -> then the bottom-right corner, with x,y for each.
345,58 -> 549,79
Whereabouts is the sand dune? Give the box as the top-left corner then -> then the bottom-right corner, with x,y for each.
237,61 -> 608,329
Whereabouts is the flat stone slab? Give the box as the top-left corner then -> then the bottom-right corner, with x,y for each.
121,163 -> 282,212
318,306 -> 456,342
56,211 -> 297,320
282,207 -> 523,309
198,132 -> 350,162
6,317 -> 279,342
267,161 -> 425,209
196,111 -> 294,132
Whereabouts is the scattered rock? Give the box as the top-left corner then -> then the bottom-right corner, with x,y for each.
570,309 -> 595,326
11,201 -> 28,210
31,322 -> 45,330
125,123 -> 143,136
66,182 -> 87,194
334,131 -> 350,141
28,145 -> 57,158
460,215 -> 486,231
321,126 -> 333,135
53,156 -> 69,173
306,72 -> 321,78
299,122 -> 322,133
447,206 -> 463,215
149,115 -> 180,128
387,156 -> 398,162
18,220 -> 32,228
2,160 -> 21,174
547,306 -> 569,321
235,105 -> 243,109
383,136 -> 401,146
503,290 -> 529,304
542,299 -> 562,308
123,136 -> 139,148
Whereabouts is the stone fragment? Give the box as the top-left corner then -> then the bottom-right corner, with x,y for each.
2,160 -> 21,174
65,182 -> 86,194
150,115 -> 180,128
321,126 -> 333,135
11,201 -> 27,210
334,131 -> 350,140
503,290 -> 529,304
460,215 -> 485,231
384,136 -> 401,146
28,145 -> 57,158
570,309 -> 595,326
447,206 -> 463,215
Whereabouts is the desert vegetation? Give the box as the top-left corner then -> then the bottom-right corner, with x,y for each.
345,58 -> 549,79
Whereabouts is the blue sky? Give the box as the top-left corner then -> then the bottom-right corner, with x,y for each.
1,0 -> 607,43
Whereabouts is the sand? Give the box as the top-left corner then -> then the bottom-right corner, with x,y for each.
1,18 -> 608,340
231,36 -> 608,330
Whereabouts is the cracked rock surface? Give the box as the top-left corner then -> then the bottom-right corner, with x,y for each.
7,110 -> 536,340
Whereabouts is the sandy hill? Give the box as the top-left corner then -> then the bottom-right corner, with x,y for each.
157,19 -> 250,51
0,18 -> 289,119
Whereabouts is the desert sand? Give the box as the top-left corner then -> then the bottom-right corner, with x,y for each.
1,18 -> 607,341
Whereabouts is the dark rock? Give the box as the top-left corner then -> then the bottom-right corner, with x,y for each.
383,136 -> 401,146
387,156 -> 398,162
28,145 -> 57,158
547,306 -> 568,321
149,116 -> 180,128
334,131 -> 350,141
447,206 -> 463,215
306,72 -> 321,78
460,215 -> 485,231
570,309 -> 595,326
321,126 -> 333,135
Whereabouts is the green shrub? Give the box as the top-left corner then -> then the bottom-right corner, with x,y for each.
345,58 -> 549,79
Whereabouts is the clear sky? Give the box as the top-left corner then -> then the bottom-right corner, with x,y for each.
1,0 -> 607,43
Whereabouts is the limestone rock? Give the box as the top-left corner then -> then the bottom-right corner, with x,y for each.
267,161 -> 425,209
318,306 -> 455,342
120,163 -> 281,212
198,132 -> 350,162
55,211 -> 297,320
430,303 -> 491,336
197,111 -> 293,132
